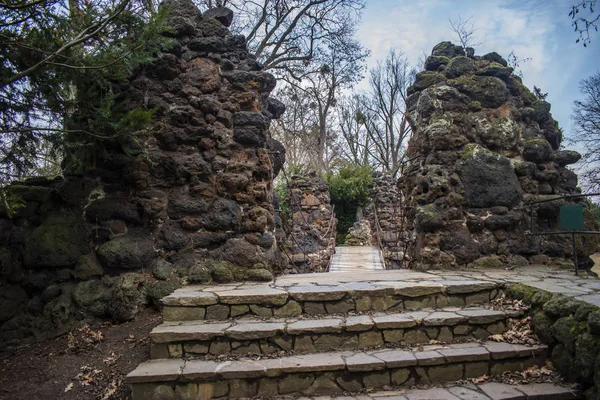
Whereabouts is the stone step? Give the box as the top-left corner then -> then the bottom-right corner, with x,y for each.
160,278 -> 501,321
150,307 -> 523,359
127,341 -> 548,399
289,383 -> 581,399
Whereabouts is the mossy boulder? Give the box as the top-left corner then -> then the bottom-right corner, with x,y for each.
188,262 -> 213,284
476,62 -> 513,80
576,333 -> 600,382
212,262 -> 234,283
532,101 -> 551,123
431,41 -> 464,58
532,311 -> 555,344
96,229 -> 155,270
245,268 -> 274,282
471,256 -> 503,269
152,259 -> 174,280
552,344 -> 578,382
24,214 -> 89,268
447,75 -> 509,108
459,145 -> 521,208
444,56 -> 476,78
523,138 -> 552,163
482,52 -> 508,67
589,310 -> 600,335
424,55 -> 450,71
149,280 -> 182,307
72,279 -> 114,318
109,273 -> 152,322
544,295 -> 584,318
414,204 -> 443,233
409,71 -> 445,94
551,316 -> 581,352
506,283 -> 537,303
73,253 -> 104,280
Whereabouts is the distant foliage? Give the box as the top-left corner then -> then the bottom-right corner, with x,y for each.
326,164 -> 372,241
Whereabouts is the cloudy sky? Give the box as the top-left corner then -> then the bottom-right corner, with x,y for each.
354,0 -> 600,147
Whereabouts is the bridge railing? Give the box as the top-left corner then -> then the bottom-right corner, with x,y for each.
372,198 -> 389,270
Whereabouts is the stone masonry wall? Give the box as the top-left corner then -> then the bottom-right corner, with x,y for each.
507,284 -> 600,399
284,172 -> 337,273
401,41 -> 598,270
0,0 -> 286,345
366,173 -> 407,268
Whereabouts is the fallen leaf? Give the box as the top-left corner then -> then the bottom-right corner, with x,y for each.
64,382 -> 73,393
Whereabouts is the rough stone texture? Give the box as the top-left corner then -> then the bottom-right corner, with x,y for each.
507,282 -> 600,395
365,173 -> 406,268
283,172 -> 337,273
0,1 -> 286,344
401,41 -> 598,269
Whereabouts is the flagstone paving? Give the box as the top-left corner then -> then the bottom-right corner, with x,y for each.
127,265 -> 596,399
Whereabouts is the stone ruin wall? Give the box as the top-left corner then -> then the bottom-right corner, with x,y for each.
0,0 -> 288,345
283,172 -> 337,273
401,41 -> 599,270
365,173 -> 407,268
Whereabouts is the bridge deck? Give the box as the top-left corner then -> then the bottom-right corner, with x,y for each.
328,246 -> 385,272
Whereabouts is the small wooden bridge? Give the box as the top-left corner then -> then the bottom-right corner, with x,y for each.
328,246 -> 385,272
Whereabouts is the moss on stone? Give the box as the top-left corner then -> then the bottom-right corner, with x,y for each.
245,268 -> 274,282
471,256 -> 503,269
468,100 -> 482,111
506,283 -> 537,303
24,214 -> 88,268
211,262 -> 235,283
461,144 -> 480,160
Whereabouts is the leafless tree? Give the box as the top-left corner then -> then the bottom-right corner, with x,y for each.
358,49 -> 415,177
571,71 -> 600,191
280,39 -> 368,171
199,0 -> 365,79
337,94 -> 371,167
448,15 -> 482,55
270,85 -> 319,172
570,0 -> 599,46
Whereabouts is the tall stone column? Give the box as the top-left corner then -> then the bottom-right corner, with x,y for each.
401,41 -> 598,270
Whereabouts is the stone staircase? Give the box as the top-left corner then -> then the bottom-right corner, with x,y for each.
127,270 -> 582,399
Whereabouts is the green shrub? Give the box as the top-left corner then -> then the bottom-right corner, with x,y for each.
326,164 -> 373,242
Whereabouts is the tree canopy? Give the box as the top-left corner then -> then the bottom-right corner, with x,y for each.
0,0 -> 170,185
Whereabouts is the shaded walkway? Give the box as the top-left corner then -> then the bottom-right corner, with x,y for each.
328,246 -> 385,272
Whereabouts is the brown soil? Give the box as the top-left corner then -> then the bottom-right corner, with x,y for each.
0,309 -> 161,400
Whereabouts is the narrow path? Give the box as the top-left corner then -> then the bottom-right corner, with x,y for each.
328,245 -> 385,272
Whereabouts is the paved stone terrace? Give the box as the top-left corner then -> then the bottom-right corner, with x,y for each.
328,246 -> 385,272
150,307 -> 522,358
128,341 -> 549,398
160,266 -> 600,323
293,382 -> 580,399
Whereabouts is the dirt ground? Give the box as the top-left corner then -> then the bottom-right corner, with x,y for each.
0,309 -> 161,400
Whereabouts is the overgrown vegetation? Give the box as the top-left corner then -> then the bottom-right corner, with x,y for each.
325,164 -> 372,242
0,0 -> 171,187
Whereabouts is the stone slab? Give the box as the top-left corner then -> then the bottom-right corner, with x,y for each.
287,319 -> 343,334
225,322 -> 285,340
127,359 -> 184,383
288,285 -> 348,301
478,382 -> 526,400
151,322 -> 231,343
161,290 -> 218,306
217,287 -> 288,305
373,314 -> 417,329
